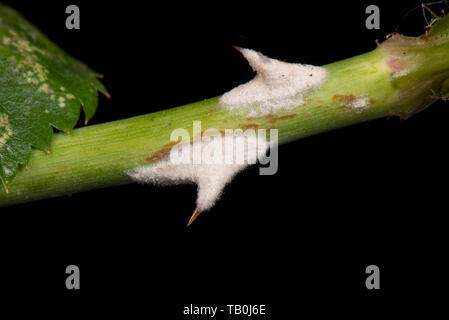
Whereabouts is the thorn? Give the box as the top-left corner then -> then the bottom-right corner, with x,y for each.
46,148 -> 51,155
375,39 -> 380,46
187,208 -> 202,227
105,92 -> 111,100
66,130 -> 71,135
5,187 -> 9,194
84,120 -> 89,125
25,164 -> 29,170
232,45 -> 243,53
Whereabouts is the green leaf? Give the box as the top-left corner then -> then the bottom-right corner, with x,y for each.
0,4 -> 108,188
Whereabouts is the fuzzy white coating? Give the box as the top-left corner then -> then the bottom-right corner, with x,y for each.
129,133 -> 269,211
219,48 -> 328,115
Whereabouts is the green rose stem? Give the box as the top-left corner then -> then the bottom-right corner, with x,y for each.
2,15 -> 449,207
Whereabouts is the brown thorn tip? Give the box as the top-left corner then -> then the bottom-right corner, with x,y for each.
187,208 -> 202,227
46,149 -> 51,154
232,45 -> 242,52
84,120 -> 89,125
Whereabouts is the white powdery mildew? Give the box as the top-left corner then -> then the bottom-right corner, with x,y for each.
130,134 -> 269,212
392,69 -> 410,78
346,97 -> 370,113
219,47 -> 328,115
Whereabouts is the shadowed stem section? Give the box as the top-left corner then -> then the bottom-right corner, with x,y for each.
2,14 -> 449,206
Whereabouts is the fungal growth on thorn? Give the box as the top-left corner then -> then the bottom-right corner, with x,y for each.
219,47 -> 328,116
130,130 -> 271,226
129,47 -> 330,226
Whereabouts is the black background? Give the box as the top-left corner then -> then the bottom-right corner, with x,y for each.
1,0 -> 447,316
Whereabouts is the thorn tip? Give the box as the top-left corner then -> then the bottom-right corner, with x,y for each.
232,45 -> 242,52
187,208 -> 202,227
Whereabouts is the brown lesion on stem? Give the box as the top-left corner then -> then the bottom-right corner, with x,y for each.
238,123 -> 260,130
332,94 -> 361,109
260,113 -> 297,126
145,141 -> 178,163
265,113 -> 295,122
333,94 -> 357,104
244,113 -> 296,129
